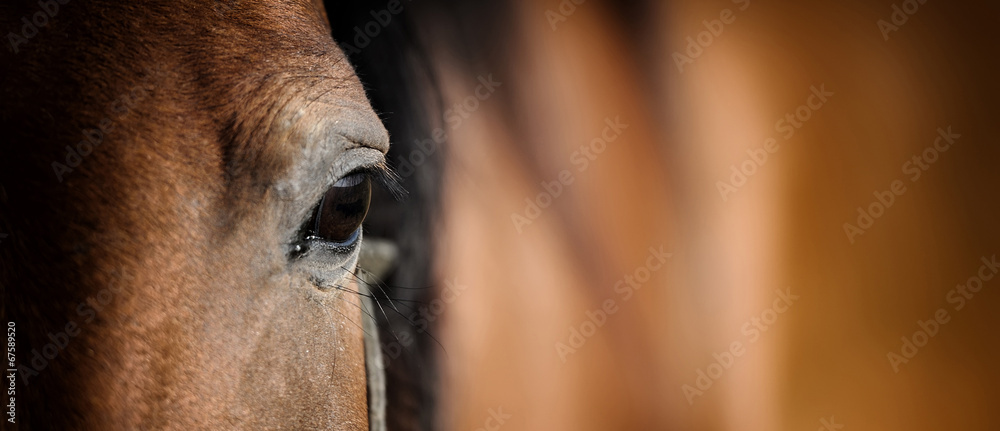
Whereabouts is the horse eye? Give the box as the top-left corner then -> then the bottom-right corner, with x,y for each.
309,172 -> 372,245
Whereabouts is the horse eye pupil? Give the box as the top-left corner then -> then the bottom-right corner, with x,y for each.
314,173 -> 371,243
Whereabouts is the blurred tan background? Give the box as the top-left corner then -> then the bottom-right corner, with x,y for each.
420,0 -> 1000,429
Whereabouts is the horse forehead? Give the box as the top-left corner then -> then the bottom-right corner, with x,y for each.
130,1 -> 386,203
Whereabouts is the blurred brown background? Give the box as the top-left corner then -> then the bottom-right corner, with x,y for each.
386,0 -> 1000,430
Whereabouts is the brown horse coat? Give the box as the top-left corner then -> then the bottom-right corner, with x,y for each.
2,1 -> 385,428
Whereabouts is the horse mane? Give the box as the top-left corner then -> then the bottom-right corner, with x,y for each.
325,2 -> 515,429
325,2 -> 455,430
322,2 -> 652,429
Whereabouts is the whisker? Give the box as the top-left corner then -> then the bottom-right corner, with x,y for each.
326,281 -> 428,306
349,269 -> 421,315
290,274 -> 375,345
338,279 -> 405,346
354,266 -> 436,290
341,271 -> 449,358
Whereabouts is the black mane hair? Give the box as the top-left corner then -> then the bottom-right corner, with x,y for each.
324,1 -> 514,429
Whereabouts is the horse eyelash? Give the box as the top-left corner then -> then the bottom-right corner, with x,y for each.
363,162 -> 407,201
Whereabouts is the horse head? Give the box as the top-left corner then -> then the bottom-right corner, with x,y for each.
2,1 -> 388,428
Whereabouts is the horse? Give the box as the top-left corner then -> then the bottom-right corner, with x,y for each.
5,0 -> 1000,429
2,0 -> 395,428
